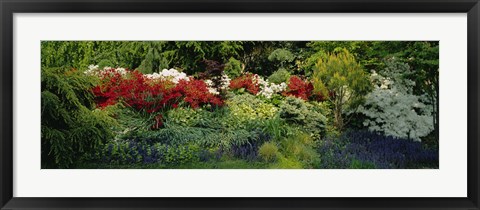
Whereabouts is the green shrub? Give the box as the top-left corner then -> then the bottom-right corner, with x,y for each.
294,132 -> 315,146
349,159 -> 376,169
268,49 -> 295,66
279,97 -> 308,123
227,94 -> 278,127
117,101 -> 274,156
280,134 -> 320,168
260,116 -> 288,141
268,68 -> 291,84
296,146 -> 320,168
224,57 -> 243,78
164,100 -> 277,159
97,104 -> 155,139
41,67 -> 116,168
97,59 -> 114,69
165,107 -> 202,127
279,97 -> 327,139
270,156 -> 303,169
258,142 -> 279,162
163,143 -> 201,165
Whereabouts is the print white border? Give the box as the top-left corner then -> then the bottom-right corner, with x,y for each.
13,13 -> 467,197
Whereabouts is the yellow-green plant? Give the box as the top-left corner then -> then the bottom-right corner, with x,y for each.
270,156 -> 303,169
312,49 -> 371,130
227,94 -> 278,126
165,107 -> 202,127
280,133 -> 320,168
258,142 -> 279,162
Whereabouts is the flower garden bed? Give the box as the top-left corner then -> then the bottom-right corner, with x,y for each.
41,41 -> 439,169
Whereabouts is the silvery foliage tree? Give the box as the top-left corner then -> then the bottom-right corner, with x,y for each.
356,59 -> 434,141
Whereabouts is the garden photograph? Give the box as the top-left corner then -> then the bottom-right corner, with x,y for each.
41,41 -> 439,169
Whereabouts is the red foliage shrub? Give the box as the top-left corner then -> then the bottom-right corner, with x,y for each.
91,68 -> 129,107
176,79 -> 224,108
92,70 -> 223,113
229,73 -> 260,95
282,76 -> 314,100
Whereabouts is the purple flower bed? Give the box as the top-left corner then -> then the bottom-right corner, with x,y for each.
318,130 -> 439,169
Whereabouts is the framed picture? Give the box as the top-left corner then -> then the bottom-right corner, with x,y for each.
1,0 -> 479,209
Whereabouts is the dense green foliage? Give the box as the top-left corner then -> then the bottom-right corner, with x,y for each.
42,41 -> 245,74
279,97 -> 328,138
41,67 -> 116,168
224,57 -> 244,78
268,68 -> 291,84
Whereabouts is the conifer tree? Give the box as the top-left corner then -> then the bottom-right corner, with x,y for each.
312,49 -> 371,130
41,67 -> 116,168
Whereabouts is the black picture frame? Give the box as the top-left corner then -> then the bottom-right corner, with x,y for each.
1,0 -> 479,209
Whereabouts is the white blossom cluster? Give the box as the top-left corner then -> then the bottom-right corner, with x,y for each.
144,68 -> 190,84
370,71 -> 393,90
205,74 -> 231,95
356,69 -> 433,141
84,65 -> 128,77
84,64 -> 101,76
256,76 -> 287,99
219,74 -> 231,90
251,73 -> 261,84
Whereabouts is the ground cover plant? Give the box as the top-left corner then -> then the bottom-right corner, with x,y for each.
41,41 -> 439,169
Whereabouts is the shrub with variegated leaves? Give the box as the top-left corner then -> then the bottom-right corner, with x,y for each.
355,60 -> 433,141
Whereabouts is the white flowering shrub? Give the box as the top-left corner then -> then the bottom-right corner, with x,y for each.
356,60 -> 433,141
84,64 -> 100,75
144,68 -> 190,84
256,76 -> 287,99
84,65 -> 128,77
205,74 -> 231,95
204,79 -> 217,95
87,65 -> 231,97
85,66 -> 190,85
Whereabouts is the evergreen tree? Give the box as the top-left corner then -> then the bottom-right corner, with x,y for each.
312,49 -> 372,130
41,67 -> 116,168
